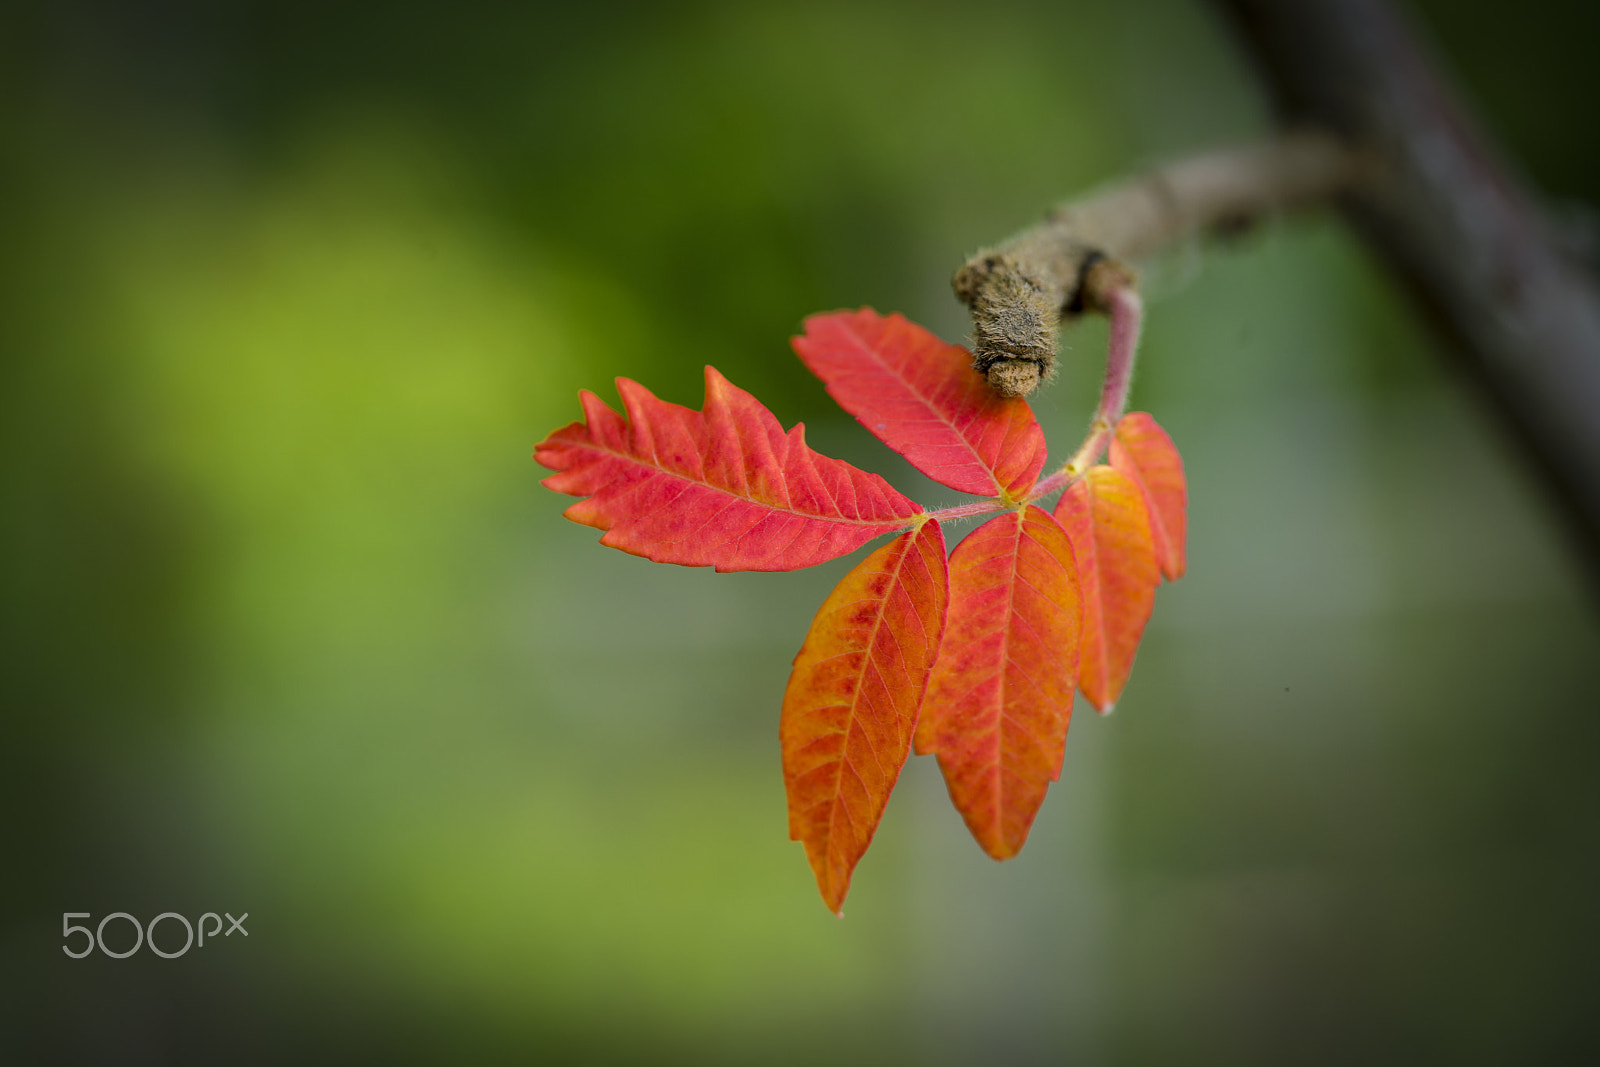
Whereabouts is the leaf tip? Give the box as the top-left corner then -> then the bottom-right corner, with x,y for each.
982,836 -> 1023,863
816,873 -> 850,916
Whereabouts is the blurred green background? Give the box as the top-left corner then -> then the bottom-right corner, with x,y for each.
4,0 -> 1599,1063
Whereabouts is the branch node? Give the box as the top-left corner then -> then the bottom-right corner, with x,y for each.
1080,257 -> 1140,315
956,130 -> 1360,397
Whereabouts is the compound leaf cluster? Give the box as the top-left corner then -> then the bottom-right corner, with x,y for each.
537,309 -> 1187,914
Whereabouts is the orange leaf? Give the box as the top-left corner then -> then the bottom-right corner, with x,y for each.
914,507 -> 1082,860
780,521 -> 950,914
1054,466 -> 1158,713
536,366 -> 922,571
1111,412 -> 1188,580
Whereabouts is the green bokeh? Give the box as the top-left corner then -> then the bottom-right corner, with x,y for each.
3,1 -> 1598,1063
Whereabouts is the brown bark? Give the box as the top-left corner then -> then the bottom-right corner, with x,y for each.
956,132 -> 1362,396
1211,0 -> 1600,573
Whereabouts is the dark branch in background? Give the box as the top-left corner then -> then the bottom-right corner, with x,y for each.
955,132 -> 1363,396
1210,0 -> 1600,576
956,0 -> 1600,578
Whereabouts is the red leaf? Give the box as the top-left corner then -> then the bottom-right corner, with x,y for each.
1054,466 -> 1159,713
913,506 -> 1083,860
1111,412 -> 1188,581
536,366 -> 923,571
792,309 -> 1048,498
781,521 -> 949,915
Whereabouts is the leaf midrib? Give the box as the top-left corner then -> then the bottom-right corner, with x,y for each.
578,436 -> 915,528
